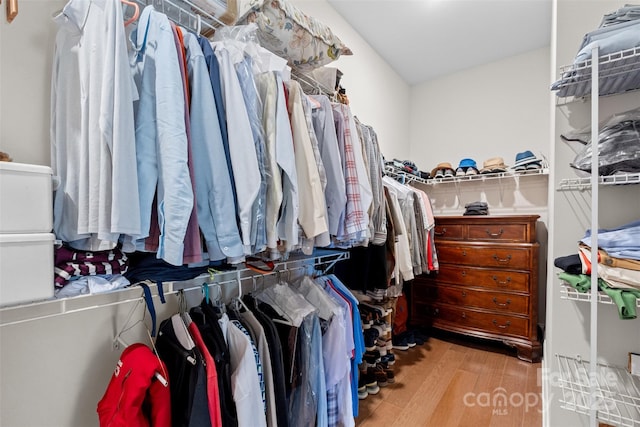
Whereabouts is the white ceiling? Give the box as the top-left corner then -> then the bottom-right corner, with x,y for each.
327,0 -> 553,85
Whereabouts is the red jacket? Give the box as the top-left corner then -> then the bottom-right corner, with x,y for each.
97,343 -> 171,427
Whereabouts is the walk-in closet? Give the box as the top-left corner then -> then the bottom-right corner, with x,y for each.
1,1 -> 639,426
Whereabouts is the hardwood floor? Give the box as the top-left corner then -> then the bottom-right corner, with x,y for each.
355,332 -> 543,427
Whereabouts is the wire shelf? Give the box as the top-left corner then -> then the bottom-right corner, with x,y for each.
554,46 -> 640,102
556,354 -> 640,426
557,173 -> 640,191
131,0 -> 228,35
560,284 -> 640,308
383,165 -> 430,185
0,249 -> 349,327
384,165 -> 549,186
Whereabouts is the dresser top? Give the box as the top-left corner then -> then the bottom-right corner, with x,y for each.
435,215 -> 540,222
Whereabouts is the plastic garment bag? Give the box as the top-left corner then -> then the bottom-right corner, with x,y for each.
562,108 -> 640,176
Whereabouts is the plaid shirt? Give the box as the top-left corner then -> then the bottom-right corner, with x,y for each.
333,105 -> 367,238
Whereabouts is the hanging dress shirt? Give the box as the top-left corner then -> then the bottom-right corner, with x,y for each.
286,81 -> 329,241
211,44 -> 261,255
180,30 -> 243,263
311,95 -> 347,237
235,56 -> 268,254
197,37 -> 237,207
51,0 -> 140,251
356,120 -> 386,245
332,105 -> 369,244
129,6 -> 193,266
301,94 -> 331,248
145,22 -> 202,265
274,73 -> 300,253
255,72 -> 284,258
344,107 -> 373,237
383,177 -> 415,282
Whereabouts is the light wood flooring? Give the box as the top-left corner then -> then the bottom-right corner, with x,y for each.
355,332 -> 543,427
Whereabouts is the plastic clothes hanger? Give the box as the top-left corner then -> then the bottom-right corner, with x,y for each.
121,0 -> 139,26
232,272 -> 252,314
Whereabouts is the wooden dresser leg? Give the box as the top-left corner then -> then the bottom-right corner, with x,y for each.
505,341 -> 542,363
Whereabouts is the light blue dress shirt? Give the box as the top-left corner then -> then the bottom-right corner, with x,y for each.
129,6 -> 193,266
582,219 -> 640,260
181,30 -> 243,262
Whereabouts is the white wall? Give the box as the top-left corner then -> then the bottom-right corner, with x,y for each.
545,1 -> 640,426
0,1 -> 64,166
407,47 -> 552,330
409,46 -> 551,175
291,0 -> 412,160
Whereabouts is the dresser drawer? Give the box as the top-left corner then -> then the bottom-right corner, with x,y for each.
413,284 -> 529,315
436,244 -> 533,270
433,224 -> 464,240
414,302 -> 529,338
467,223 -> 530,243
417,265 -> 530,292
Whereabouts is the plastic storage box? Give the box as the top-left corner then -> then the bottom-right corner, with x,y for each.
0,233 -> 54,306
0,162 -> 53,233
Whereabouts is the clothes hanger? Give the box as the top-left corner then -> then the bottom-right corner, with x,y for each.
121,0 -> 140,26
231,272 -> 252,314
113,297 -> 169,387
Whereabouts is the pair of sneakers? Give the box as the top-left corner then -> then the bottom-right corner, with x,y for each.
434,168 -> 455,179
358,369 -> 380,399
392,330 -> 427,350
455,166 -> 479,176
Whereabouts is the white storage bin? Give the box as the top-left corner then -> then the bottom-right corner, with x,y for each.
0,162 -> 53,233
0,233 -> 54,306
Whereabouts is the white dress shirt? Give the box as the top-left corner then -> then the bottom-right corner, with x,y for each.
51,0 -> 140,251
212,44 -> 261,254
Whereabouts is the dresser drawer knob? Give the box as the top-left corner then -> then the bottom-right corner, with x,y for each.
434,228 -> 446,236
492,254 -> 512,263
492,297 -> 511,307
461,291 -> 467,297
492,319 -> 511,329
492,276 -> 512,287
486,228 -> 504,237
462,250 -> 467,256
433,308 -> 440,316
461,312 -> 466,319
461,270 -> 467,277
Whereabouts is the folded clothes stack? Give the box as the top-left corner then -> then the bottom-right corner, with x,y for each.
463,201 -> 489,216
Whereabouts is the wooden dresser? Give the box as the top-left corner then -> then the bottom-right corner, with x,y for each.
411,215 -> 541,362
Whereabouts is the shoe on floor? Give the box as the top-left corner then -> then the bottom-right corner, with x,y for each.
361,370 -> 380,395
392,335 -> 409,351
358,384 -> 368,400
